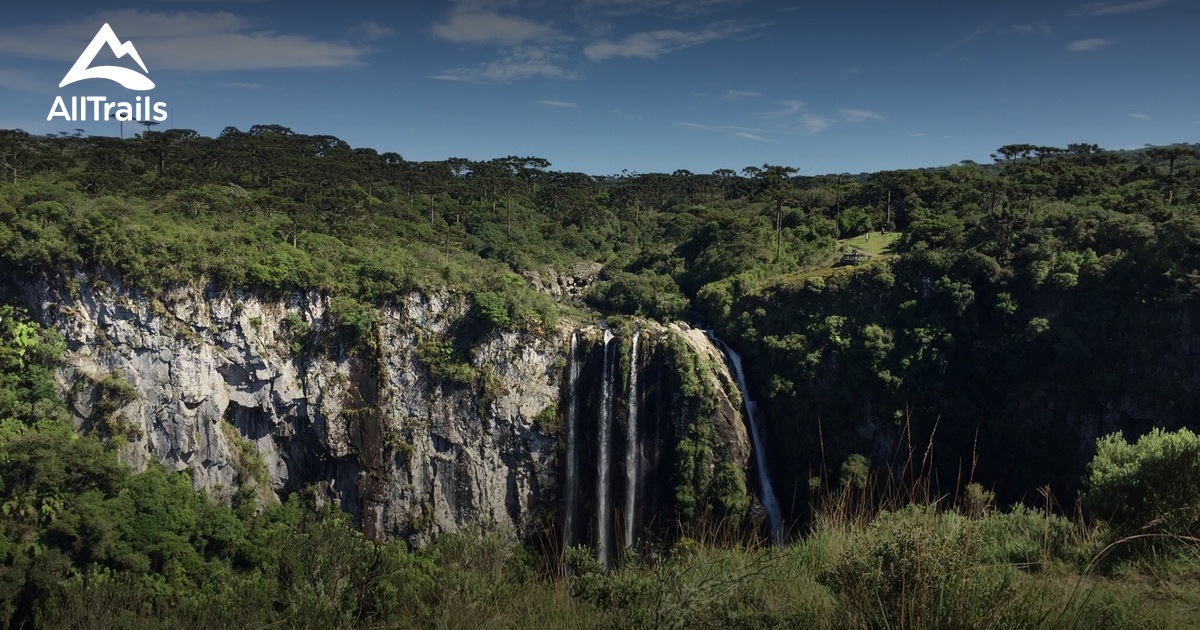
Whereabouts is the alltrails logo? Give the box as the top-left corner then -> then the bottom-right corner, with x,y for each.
47,23 -> 168,123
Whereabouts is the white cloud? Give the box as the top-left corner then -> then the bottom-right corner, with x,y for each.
433,46 -> 575,82
1130,113 -> 1151,120
840,108 -> 884,122
910,132 -> 926,137
1067,38 -> 1110,51
583,21 -> 760,61
576,0 -> 746,18
721,89 -> 760,99
935,23 -> 993,57
749,100 -> 836,134
681,96 -> 835,143
680,121 -> 766,134
757,100 -> 833,133
350,21 -> 394,42
680,121 -> 782,143
432,11 -> 558,46
222,81 -> 261,89
1075,0 -> 1172,16
1001,23 -> 1052,36
539,99 -> 578,108
734,131 -> 779,143
0,10 -> 368,71
765,99 -> 805,118
798,114 -> 834,134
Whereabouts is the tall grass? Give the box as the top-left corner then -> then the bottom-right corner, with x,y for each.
40,420 -> 1198,629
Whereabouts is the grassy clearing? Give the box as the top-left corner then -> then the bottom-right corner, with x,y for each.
838,230 -> 902,257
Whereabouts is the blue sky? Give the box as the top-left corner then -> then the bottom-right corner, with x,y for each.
1,0 -> 1197,175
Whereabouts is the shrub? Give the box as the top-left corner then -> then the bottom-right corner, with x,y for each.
1082,428 -> 1200,537
91,372 -> 142,440
473,290 -> 511,329
327,295 -> 377,341
585,270 -> 689,320
819,506 -> 1059,628
415,337 -> 477,388
976,504 -> 1076,567
838,454 -> 870,491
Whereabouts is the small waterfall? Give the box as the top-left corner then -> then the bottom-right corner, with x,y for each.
708,333 -> 784,544
563,331 -> 580,549
596,330 -> 615,566
623,330 -> 640,548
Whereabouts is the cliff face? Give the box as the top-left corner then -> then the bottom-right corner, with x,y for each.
17,276 -> 754,545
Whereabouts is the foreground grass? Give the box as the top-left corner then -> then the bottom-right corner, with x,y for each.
563,506 -> 1198,629
34,506 -> 1200,629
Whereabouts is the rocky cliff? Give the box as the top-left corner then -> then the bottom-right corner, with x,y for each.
14,275 -> 755,546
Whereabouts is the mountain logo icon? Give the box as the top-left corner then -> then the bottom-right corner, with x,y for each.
59,23 -> 155,91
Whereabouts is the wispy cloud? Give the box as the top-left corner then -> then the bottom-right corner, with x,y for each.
1075,0 -> 1172,16
429,1 -> 765,83
431,10 -> 558,46
539,99 -> 578,108
796,114 -> 834,134
430,2 -> 579,83
935,22 -> 993,57
721,89 -> 760,99
681,94 -> 842,143
221,81 -> 262,89
1066,38 -> 1110,51
432,46 -> 576,82
734,131 -> 779,143
681,121 -> 779,142
0,10 -> 368,71
1130,113 -> 1151,120
576,0 -> 747,18
583,21 -> 762,61
764,99 -> 805,118
350,21 -> 394,42
840,108 -> 884,122
757,100 -> 835,134
681,121 -> 763,133
910,133 -> 926,137
1000,23 -> 1052,36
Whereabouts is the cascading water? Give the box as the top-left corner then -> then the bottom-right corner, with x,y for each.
563,331 -> 580,549
623,330 -> 640,548
596,330 -> 615,565
708,333 -> 784,544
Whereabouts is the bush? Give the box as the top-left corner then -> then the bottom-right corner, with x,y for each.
1082,428 -> 1200,537
585,270 -> 690,320
976,504 -> 1076,567
818,506 -> 1120,628
327,295 -> 377,341
473,290 -> 511,329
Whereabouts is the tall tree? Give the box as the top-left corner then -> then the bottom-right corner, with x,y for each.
754,164 -> 799,261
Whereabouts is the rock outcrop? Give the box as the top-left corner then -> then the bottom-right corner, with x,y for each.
15,275 -> 756,545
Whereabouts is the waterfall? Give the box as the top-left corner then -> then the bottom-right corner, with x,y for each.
623,330 -> 640,548
708,333 -> 784,544
596,330 -> 615,565
563,331 -> 580,549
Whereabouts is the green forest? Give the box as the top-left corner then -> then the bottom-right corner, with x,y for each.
2,127 -> 1200,626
